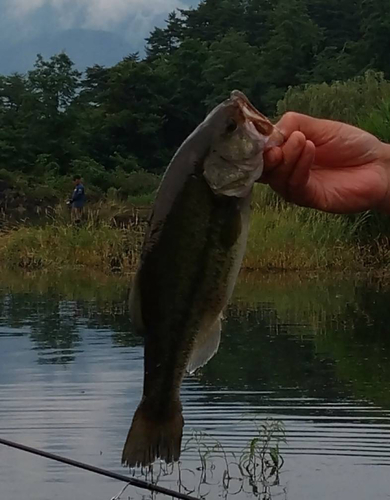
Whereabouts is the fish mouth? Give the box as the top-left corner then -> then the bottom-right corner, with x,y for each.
229,90 -> 284,149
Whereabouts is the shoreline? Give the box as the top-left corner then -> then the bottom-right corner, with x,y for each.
1,185 -> 389,274
0,223 -> 388,274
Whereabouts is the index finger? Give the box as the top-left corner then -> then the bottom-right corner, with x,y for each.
276,111 -> 342,145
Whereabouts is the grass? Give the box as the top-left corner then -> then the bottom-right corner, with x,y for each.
243,185 -> 378,271
0,199 -> 148,272
0,220 -> 144,272
1,185 -> 390,273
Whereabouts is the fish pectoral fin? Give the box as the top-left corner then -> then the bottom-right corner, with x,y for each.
186,317 -> 222,375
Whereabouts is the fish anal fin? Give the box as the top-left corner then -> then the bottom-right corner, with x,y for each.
187,317 -> 222,375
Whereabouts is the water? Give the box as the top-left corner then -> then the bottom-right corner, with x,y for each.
0,271 -> 390,499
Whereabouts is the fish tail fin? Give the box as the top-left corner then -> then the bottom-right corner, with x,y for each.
122,399 -> 184,468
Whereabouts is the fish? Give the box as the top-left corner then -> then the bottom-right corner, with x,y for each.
122,90 -> 284,468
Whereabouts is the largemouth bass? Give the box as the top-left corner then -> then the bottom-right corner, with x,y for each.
122,91 -> 283,468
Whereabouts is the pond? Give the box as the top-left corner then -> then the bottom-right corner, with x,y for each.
0,270 -> 389,499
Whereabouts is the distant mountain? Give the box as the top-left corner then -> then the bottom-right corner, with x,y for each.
0,29 -> 136,75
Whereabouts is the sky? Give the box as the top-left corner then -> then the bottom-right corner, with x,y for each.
0,0 -> 198,73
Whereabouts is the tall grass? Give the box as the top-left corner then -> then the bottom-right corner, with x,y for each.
1,186 -> 388,272
243,185 -> 374,271
0,199 -> 148,272
49,199 -> 151,227
0,221 -> 144,272
358,99 -> 390,143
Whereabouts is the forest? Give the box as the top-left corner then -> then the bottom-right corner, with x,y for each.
1,0 -> 390,270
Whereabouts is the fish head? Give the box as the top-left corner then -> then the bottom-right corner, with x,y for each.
203,90 -> 284,197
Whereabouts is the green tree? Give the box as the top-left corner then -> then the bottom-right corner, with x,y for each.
202,30 -> 262,109
182,0 -> 246,40
260,0 -> 322,106
28,53 -> 81,110
308,0 -> 360,49
80,57 -> 168,172
243,0 -> 273,47
0,74 -> 32,170
359,0 -> 390,77
146,11 -> 184,59
159,38 -> 211,141
26,53 -> 82,172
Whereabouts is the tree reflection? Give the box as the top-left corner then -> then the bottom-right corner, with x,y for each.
0,272 -> 139,364
0,270 -> 390,410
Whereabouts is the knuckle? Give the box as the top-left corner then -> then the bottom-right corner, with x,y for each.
284,111 -> 299,120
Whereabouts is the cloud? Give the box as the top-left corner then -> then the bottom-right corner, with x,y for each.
5,0 -> 187,33
6,0 -> 45,16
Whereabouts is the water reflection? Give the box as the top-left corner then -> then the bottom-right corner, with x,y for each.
0,270 -> 390,500
0,271 -> 139,365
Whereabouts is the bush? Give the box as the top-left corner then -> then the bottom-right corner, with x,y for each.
111,168 -> 160,198
71,157 -> 110,191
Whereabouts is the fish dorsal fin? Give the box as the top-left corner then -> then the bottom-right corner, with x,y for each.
187,317 -> 222,375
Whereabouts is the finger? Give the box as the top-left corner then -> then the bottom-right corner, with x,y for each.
263,147 -> 283,172
258,148 -> 283,183
283,131 -> 307,168
288,140 -> 315,190
286,140 -> 316,204
276,111 -> 338,146
267,131 -> 306,197
276,111 -> 318,137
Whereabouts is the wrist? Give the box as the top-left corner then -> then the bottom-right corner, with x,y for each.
378,142 -> 390,214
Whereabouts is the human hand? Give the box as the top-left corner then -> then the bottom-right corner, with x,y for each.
262,112 -> 390,214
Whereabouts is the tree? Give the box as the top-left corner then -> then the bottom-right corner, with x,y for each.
28,53 -> 81,112
243,0 -> 273,47
146,11 -> 185,59
25,53 -> 82,172
260,0 -> 322,106
158,38 -> 211,143
359,0 -> 390,77
80,58 -> 169,172
0,74 -> 32,170
202,30 -> 263,109
307,0 -> 360,50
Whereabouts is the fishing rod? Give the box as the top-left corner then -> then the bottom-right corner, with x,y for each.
0,437 -> 198,500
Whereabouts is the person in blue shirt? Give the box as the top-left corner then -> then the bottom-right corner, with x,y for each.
68,175 -> 86,223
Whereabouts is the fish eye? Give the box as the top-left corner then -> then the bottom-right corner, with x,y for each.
226,119 -> 237,133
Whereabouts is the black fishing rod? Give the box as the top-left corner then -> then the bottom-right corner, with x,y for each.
0,437 -> 198,500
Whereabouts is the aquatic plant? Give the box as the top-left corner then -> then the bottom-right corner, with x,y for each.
122,419 -> 287,500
